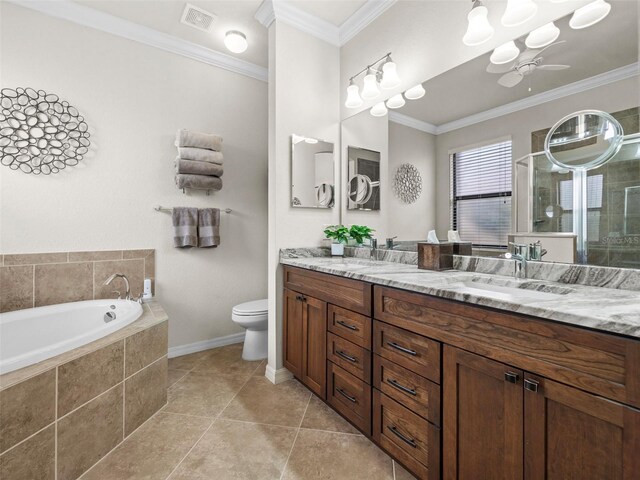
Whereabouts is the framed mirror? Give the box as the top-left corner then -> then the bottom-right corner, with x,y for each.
291,134 -> 335,208
347,146 -> 380,210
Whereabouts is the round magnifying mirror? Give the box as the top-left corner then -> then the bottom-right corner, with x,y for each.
348,174 -> 373,204
544,110 -> 624,171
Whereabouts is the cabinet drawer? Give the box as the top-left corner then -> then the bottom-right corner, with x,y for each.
374,321 -> 441,384
373,355 -> 440,426
327,362 -> 371,435
373,390 -> 440,480
328,304 -> 372,349
284,266 -> 372,316
327,333 -> 371,383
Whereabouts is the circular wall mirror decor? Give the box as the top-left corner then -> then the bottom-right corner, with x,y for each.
0,88 -> 91,175
393,163 -> 422,204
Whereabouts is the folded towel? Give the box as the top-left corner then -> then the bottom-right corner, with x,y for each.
172,207 -> 198,248
176,129 -> 223,151
176,148 -> 224,165
175,174 -> 223,191
198,208 -> 220,248
175,158 -> 224,177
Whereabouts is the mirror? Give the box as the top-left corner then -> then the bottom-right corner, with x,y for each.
347,146 -> 380,210
291,134 -> 335,208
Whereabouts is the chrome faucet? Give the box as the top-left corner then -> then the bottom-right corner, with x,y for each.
505,252 -> 527,279
386,236 -> 399,249
104,273 -> 132,300
370,238 -> 378,260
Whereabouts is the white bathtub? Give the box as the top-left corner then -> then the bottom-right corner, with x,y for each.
0,299 -> 143,375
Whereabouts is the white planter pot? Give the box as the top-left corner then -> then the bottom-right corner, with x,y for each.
331,243 -> 345,256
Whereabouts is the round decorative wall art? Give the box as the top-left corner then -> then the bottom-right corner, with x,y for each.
393,163 -> 422,204
0,88 -> 90,175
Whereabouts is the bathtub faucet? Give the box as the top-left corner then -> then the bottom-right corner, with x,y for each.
104,273 -> 132,301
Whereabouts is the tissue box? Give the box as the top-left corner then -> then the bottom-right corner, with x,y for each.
418,242 -> 454,271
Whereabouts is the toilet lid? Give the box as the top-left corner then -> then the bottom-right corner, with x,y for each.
233,299 -> 268,316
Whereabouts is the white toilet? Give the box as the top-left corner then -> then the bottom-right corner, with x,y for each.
232,299 -> 268,361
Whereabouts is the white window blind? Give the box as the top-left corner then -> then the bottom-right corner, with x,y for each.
450,140 -> 512,248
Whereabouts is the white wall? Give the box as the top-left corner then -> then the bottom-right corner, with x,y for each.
0,4 -> 268,349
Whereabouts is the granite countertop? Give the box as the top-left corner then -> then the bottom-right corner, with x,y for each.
280,255 -> 640,340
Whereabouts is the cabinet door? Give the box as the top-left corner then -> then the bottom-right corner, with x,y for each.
283,289 -> 303,378
524,374 -> 640,480
443,346 -> 523,480
302,295 -> 327,399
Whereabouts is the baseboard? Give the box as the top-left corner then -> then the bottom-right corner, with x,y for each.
168,332 -> 245,358
265,364 -> 293,384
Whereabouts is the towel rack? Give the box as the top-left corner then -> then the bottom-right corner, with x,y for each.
154,205 -> 232,214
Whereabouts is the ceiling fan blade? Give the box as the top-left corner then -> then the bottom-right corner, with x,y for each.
486,62 -> 515,74
537,64 -> 570,71
498,71 -> 524,88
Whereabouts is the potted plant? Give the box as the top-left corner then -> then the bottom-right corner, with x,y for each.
324,225 -> 349,256
349,225 -> 375,246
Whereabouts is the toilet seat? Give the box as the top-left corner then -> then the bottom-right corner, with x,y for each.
232,299 -> 268,316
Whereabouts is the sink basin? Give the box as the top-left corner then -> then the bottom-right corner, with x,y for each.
441,275 -> 573,303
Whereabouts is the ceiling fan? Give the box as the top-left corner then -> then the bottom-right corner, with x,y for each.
486,41 -> 570,88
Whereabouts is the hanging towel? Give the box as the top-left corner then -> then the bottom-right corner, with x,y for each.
175,158 -> 224,177
198,208 -> 220,248
172,207 -> 198,248
177,147 -> 224,164
175,174 -> 223,191
176,129 -> 223,151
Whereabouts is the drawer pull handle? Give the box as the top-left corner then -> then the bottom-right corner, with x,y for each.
387,378 -> 417,396
387,341 -> 417,356
336,388 -> 357,403
524,379 -> 539,393
504,372 -> 520,384
337,320 -> 358,331
387,425 -> 417,448
336,350 -> 358,363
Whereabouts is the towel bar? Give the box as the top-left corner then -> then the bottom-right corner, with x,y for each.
154,205 -> 232,214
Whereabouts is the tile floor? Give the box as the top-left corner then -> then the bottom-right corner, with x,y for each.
77,343 -> 417,480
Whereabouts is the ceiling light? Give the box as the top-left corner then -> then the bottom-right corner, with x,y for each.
380,57 -> 401,89
525,22 -> 560,48
361,68 -> 380,100
502,0 -> 538,27
404,84 -> 426,100
224,30 -> 247,53
490,41 -> 520,65
386,93 -> 406,109
569,0 -> 611,29
370,102 -> 388,117
345,80 -> 363,108
463,1 -> 494,46
304,138 -> 318,144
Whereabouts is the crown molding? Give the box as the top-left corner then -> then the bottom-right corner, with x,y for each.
9,0 -> 268,82
340,0 -> 397,45
254,0 -> 276,28
388,111 -> 438,135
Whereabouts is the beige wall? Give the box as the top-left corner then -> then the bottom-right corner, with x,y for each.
0,4 -> 268,349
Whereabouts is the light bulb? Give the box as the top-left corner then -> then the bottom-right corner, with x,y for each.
386,93 -> 406,109
525,22 -> 560,48
569,0 -> 611,29
490,41 -> 520,65
345,81 -> 363,108
370,102 -> 388,117
501,0 -> 538,27
463,1 -> 494,46
224,30 -> 248,53
380,60 -> 401,89
404,84 -> 426,100
361,69 -> 380,100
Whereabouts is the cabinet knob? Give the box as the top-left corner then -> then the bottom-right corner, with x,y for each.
504,372 -> 520,384
524,379 -> 539,392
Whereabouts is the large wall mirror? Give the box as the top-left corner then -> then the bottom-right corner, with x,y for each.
291,134 -> 335,208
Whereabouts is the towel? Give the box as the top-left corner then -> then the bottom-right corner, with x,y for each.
175,174 -> 223,191
198,208 -> 220,248
176,129 -> 223,151
172,207 -> 198,248
175,158 -> 224,177
177,147 -> 224,164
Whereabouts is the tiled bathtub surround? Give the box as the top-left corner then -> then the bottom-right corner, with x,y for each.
0,302 -> 168,480
0,249 -> 155,313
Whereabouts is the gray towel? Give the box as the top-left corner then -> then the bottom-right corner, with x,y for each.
176,129 -> 223,151
198,208 -> 220,248
177,147 -> 224,164
175,158 -> 224,177
175,174 -> 223,191
172,207 -> 198,248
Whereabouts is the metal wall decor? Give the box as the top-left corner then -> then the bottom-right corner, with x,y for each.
0,88 -> 90,174
393,163 -> 422,204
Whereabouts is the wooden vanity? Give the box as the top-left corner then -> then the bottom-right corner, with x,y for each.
282,265 -> 640,480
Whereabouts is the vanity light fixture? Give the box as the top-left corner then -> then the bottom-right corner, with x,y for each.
345,52 -> 402,108
362,68 -> 381,100
463,0 -> 494,46
525,22 -> 560,48
502,0 -> 538,27
370,102 -> 388,117
490,40 -> 520,65
224,30 -> 248,53
404,83 -> 426,100
386,93 -> 406,109
569,0 -> 611,29
380,56 -> 401,89
345,79 -> 363,108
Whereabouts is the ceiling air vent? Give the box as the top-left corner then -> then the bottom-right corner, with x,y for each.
180,3 -> 216,32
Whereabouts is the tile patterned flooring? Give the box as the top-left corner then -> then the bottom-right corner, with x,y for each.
78,343 -> 416,480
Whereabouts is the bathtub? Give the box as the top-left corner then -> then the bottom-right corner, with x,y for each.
0,299 -> 143,374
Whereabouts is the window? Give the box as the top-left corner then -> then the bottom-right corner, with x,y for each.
558,174 -> 604,241
450,140 -> 512,248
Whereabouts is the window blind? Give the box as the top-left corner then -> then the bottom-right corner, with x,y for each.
450,140 -> 512,248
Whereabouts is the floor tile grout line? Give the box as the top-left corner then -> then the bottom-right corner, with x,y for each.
279,393 -> 312,480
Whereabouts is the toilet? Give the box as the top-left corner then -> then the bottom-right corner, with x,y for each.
232,299 -> 268,361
